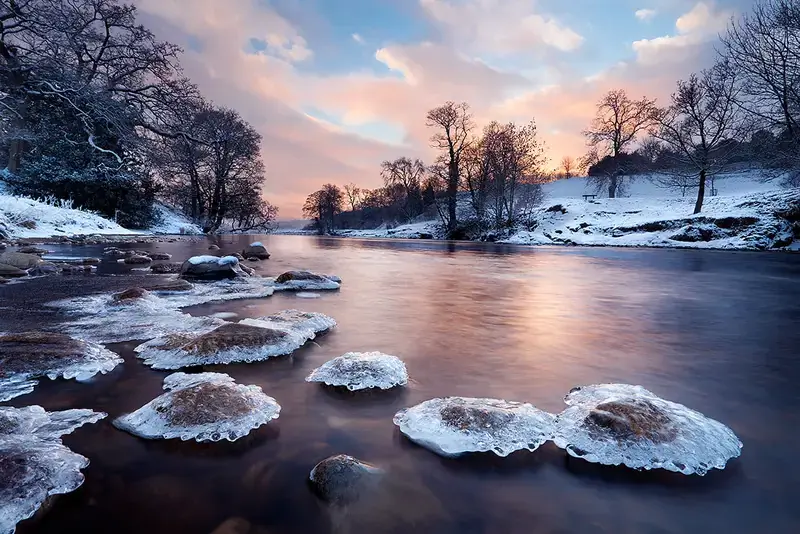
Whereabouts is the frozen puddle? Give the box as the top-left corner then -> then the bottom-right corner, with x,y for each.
552,384 -> 743,475
0,406 -> 106,534
0,332 -> 123,401
46,278 -> 276,343
393,397 -> 555,457
271,271 -> 341,291
307,352 -> 408,391
135,310 -> 335,369
113,372 -> 280,442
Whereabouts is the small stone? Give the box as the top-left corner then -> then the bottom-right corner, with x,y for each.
124,255 -> 152,265
150,262 -> 182,274
112,287 -> 149,302
149,252 -> 172,260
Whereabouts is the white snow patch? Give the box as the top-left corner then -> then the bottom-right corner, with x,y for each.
0,406 -> 106,534
112,372 -> 280,442
250,241 -> 264,247
306,352 -> 408,391
552,384 -> 743,475
393,397 -> 555,457
149,202 -> 202,235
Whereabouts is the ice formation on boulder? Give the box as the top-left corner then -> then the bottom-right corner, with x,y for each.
0,406 -> 106,534
0,332 -> 123,401
272,270 -> 341,291
134,322 -> 310,370
239,309 -> 336,339
393,397 -> 555,457
306,352 -> 408,391
552,383 -> 743,475
113,372 -> 280,442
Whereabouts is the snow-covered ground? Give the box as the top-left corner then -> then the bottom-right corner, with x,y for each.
149,203 -> 202,235
332,173 -> 800,251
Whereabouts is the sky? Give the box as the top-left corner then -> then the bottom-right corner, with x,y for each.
133,0 -> 752,218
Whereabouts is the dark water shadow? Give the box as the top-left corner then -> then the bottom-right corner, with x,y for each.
131,423 -> 281,459
314,384 -> 408,406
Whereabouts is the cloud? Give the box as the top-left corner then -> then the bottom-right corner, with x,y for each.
420,0 -> 584,55
632,2 -> 732,65
352,33 -> 364,44
635,8 -> 657,21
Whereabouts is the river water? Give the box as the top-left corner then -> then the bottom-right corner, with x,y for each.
5,235 -> 800,534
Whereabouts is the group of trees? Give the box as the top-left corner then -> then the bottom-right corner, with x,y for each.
576,0 -> 800,214
304,102 -> 548,236
0,0 -> 275,231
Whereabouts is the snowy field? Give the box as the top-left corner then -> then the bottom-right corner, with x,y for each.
335,172 -> 800,251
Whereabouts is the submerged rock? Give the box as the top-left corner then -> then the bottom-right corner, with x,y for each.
393,397 -> 555,457
306,352 -> 407,391
0,406 -> 106,534
239,309 -> 336,339
134,322 -> 313,370
180,255 -> 248,280
309,454 -> 384,505
552,383 -> 743,475
273,271 -> 340,291
242,242 -> 269,260
113,372 -> 280,442
0,332 -> 123,402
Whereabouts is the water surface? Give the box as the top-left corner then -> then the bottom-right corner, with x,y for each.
5,236 -> 800,533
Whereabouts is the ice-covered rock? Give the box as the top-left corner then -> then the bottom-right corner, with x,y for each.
239,309 -> 336,339
393,397 -> 555,457
242,242 -> 270,259
309,454 -> 384,505
273,270 -> 341,291
0,332 -> 123,402
134,323 -> 309,370
306,352 -> 408,391
552,384 -> 743,475
0,406 -> 106,534
180,255 -> 248,279
113,372 -> 280,442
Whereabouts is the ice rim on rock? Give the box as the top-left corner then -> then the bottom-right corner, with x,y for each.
552,383 -> 743,475
0,333 -> 123,402
239,309 -> 337,340
306,352 -> 408,391
392,397 -> 555,458
271,271 -> 341,291
0,406 -> 106,534
45,279 -> 275,343
112,372 -> 280,442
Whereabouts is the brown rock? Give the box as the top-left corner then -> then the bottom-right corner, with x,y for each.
112,287 -> 150,302
181,323 -> 289,354
150,262 -> 182,274
142,279 -> 193,292
165,382 -> 255,426
242,243 -> 270,260
0,252 -> 42,270
0,331 -> 87,374
275,270 -> 326,284
586,399 -> 677,443
309,454 -> 383,505
124,255 -> 152,265
17,246 -> 48,255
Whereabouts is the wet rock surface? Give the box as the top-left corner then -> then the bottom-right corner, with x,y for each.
306,352 -> 407,391
150,262 -> 183,274
113,372 -> 280,442
0,331 -> 123,401
242,242 -> 270,259
309,454 -> 384,505
553,384 -> 743,475
273,271 -> 341,290
393,397 -> 555,457
112,287 -> 150,302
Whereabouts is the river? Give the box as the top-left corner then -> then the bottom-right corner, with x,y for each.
4,235 -> 800,533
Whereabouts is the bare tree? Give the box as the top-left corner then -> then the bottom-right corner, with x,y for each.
380,157 -> 425,220
653,63 -> 748,214
303,184 -> 344,234
561,156 -> 575,178
583,89 -> 659,197
719,0 -> 800,184
343,182 -> 362,211
426,101 -> 473,232
461,137 -> 492,224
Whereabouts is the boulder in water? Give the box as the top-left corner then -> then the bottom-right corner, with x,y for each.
306,352 -> 408,391
17,246 -> 48,255
273,270 -> 340,290
0,331 -> 123,401
0,251 -> 42,270
552,384 -> 743,475
124,255 -> 152,265
242,242 -> 269,260
180,255 -> 248,280
113,372 -> 280,442
309,454 -> 383,505
393,397 -> 555,457
1,406 -> 105,534
148,252 -> 172,260
150,262 -> 182,274
112,287 -> 150,303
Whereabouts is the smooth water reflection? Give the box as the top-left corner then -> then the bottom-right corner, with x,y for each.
9,236 -> 800,533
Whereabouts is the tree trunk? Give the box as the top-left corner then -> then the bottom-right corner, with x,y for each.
7,140 -> 22,173
608,175 -> 618,199
694,169 -> 706,214
447,163 -> 458,232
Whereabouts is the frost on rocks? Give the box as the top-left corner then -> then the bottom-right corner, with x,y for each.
134,322 -> 310,370
239,309 -> 336,339
272,271 -> 341,291
112,372 -> 280,442
306,352 -> 408,391
552,384 -> 743,475
393,397 -> 555,457
0,406 -> 106,534
0,332 -> 123,401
